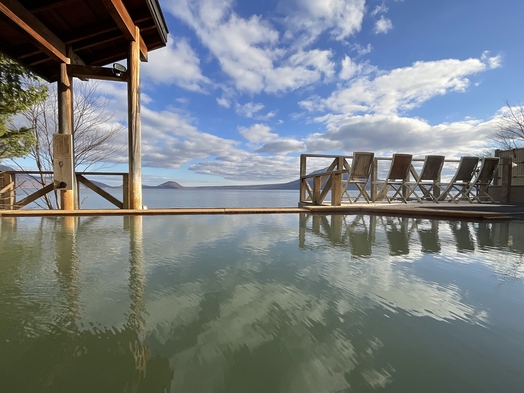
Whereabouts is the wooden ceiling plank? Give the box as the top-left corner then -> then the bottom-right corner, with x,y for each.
101,0 -> 136,41
139,35 -> 148,62
0,0 -> 68,63
101,0 -> 148,61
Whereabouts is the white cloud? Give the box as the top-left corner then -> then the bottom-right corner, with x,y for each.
371,3 -> 388,17
142,39 -> 211,92
236,102 -> 265,118
166,0 -> 338,94
374,16 -> 393,34
304,114 -> 496,157
353,43 -> 373,56
239,123 -> 306,154
339,56 -> 369,80
239,124 -> 276,143
301,55 -> 502,116
280,0 -> 366,43
216,97 -> 231,108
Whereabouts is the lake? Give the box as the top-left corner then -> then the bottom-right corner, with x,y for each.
1,212 -> 523,392
16,187 -> 300,209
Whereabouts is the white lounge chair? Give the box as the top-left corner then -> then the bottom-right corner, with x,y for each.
375,154 -> 413,203
464,157 -> 500,203
405,155 -> 445,203
438,156 -> 479,203
342,152 -> 374,203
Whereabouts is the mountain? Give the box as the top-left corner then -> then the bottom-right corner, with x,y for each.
146,181 -> 184,189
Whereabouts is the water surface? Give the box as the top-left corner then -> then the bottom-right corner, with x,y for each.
1,214 -> 523,392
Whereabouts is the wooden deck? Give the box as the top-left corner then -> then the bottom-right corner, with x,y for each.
1,202 -> 523,221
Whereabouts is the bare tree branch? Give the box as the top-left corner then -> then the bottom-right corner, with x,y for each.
15,81 -> 125,209
491,100 -> 524,150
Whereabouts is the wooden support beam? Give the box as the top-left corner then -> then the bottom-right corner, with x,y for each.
127,26 -> 142,209
57,63 -> 76,210
0,0 -> 67,63
14,183 -> 54,210
101,0 -> 148,61
77,175 -> 124,209
67,64 -> 128,82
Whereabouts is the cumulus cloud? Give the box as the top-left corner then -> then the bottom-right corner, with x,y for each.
301,54 -> 502,116
142,39 -> 211,92
236,102 -> 265,118
165,0 -> 338,94
239,124 -> 276,143
371,3 -> 388,17
280,0 -> 366,43
304,113 -> 496,158
239,123 -> 306,154
374,16 -> 393,34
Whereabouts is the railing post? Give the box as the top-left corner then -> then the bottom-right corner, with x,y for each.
500,157 -> 512,203
300,154 -> 307,203
332,173 -> 341,206
0,172 -> 15,210
313,176 -> 321,205
123,173 -> 130,209
371,158 -> 378,201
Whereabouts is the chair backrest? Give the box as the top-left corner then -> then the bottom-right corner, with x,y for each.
475,157 -> 500,185
386,154 -> 413,181
419,155 -> 445,181
452,156 -> 479,183
350,152 -> 374,179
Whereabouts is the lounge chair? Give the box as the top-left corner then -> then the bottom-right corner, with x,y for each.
374,154 -> 413,203
464,157 -> 500,203
438,156 -> 479,203
342,152 -> 374,203
405,155 -> 445,203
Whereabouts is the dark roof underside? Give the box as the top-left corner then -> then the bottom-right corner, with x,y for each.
0,0 -> 168,81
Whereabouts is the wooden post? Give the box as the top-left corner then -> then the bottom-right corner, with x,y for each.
371,158 -> 378,201
122,173 -> 129,209
313,176 -> 321,205
500,157 -> 512,203
57,62 -> 75,210
332,173 -> 342,206
0,172 -> 15,209
128,27 -> 142,210
300,155 -> 307,203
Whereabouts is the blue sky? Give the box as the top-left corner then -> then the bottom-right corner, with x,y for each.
14,0 -> 524,186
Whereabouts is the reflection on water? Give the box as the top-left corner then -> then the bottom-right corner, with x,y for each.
1,214 -> 524,392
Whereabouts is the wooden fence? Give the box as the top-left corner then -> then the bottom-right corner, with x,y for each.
299,154 -> 513,206
0,171 -> 128,210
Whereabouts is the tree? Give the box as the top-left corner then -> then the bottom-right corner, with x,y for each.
0,54 -> 47,161
492,100 -> 524,150
17,80 -> 125,209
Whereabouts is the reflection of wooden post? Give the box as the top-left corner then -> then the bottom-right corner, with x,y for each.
57,63 -> 76,210
331,214 -> 342,242
56,216 -> 80,324
370,215 -> 376,243
299,213 -> 307,248
127,215 -> 149,381
128,27 -> 142,210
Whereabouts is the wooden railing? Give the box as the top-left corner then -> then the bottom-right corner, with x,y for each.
298,154 -> 516,206
0,171 -> 129,210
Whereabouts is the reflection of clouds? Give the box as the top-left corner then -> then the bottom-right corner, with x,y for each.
3,215 -> 524,391
147,281 -> 364,393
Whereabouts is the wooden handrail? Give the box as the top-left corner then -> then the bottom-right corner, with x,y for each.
0,171 -> 130,210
